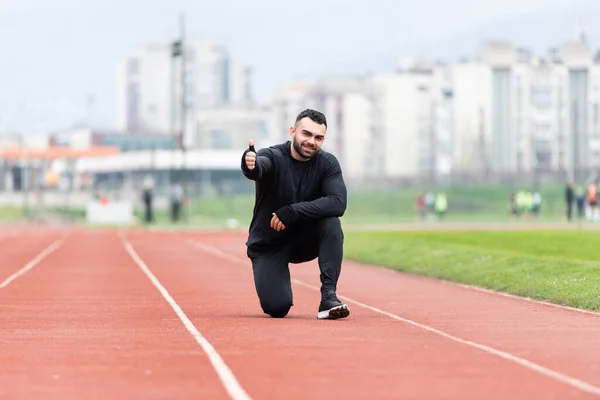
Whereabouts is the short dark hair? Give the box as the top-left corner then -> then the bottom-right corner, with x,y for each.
295,108 -> 327,128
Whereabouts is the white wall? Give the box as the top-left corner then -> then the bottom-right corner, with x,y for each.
192,106 -> 272,150
340,91 -> 371,180
450,62 -> 493,173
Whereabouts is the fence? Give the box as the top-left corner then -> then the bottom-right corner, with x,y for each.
0,166 -> 581,228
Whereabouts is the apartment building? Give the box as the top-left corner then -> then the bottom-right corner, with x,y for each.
364,59 -> 455,181
266,77 -> 370,180
265,64 -> 456,182
265,33 -> 600,182
192,105 -> 273,151
452,37 -> 600,180
116,38 -> 253,148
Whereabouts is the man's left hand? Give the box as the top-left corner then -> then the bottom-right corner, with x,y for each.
271,213 -> 286,231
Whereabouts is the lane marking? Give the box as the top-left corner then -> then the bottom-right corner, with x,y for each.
187,238 -> 600,397
119,232 -> 252,400
182,234 -> 600,317
448,280 -> 600,316
0,235 -> 66,290
342,258 -> 600,317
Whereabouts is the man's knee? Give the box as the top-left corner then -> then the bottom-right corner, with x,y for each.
261,298 -> 292,318
316,217 -> 342,233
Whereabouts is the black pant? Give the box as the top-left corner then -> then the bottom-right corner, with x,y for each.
247,217 -> 344,318
171,202 -> 181,222
144,201 -> 153,224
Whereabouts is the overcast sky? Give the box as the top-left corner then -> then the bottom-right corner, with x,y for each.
0,0 -> 583,134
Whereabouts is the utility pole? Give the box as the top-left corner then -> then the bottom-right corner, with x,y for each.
170,12 -> 190,223
169,32 -> 177,185
180,13 -> 189,224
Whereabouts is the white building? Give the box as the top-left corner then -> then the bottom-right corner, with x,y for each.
265,67 -> 456,182
449,60 -> 492,175
450,35 -> 600,181
364,59 -> 455,181
116,38 -> 254,147
266,76 -> 372,181
190,105 -> 274,150
116,42 -> 172,133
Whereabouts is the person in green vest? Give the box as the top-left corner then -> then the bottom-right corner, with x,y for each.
515,190 -> 525,217
434,192 -> 448,219
524,191 -> 533,217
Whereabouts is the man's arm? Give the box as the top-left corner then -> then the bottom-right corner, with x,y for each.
275,156 -> 347,226
241,143 -> 274,181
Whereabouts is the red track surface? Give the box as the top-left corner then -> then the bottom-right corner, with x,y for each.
1,226 -> 600,399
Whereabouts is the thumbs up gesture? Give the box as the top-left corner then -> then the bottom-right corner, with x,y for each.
245,139 -> 257,170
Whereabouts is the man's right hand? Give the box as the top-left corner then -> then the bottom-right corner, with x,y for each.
245,139 -> 257,170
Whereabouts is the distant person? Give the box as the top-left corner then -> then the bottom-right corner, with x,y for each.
576,186 -> 585,219
434,192 -> 447,219
425,192 -> 435,215
514,190 -> 525,217
170,182 -> 184,222
142,177 -> 154,224
587,182 -> 598,221
524,191 -> 533,217
565,182 -> 574,221
508,192 -> 518,218
531,191 -> 542,218
240,109 -> 349,320
416,193 -> 426,221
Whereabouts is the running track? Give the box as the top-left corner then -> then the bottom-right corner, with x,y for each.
1,226 -> 600,399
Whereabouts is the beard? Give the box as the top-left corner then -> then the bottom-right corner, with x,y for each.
292,137 -> 319,160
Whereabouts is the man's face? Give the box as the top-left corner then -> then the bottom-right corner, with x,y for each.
289,117 -> 327,160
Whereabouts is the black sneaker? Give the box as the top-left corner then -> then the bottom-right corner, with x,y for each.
317,292 -> 350,320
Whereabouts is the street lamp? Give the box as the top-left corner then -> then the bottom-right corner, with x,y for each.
170,13 -> 190,224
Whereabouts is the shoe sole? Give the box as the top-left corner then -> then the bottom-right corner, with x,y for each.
317,304 -> 350,320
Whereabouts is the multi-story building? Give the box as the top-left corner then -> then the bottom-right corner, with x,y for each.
266,66 -> 455,183
116,38 -> 253,147
452,35 -> 600,181
266,76 -> 371,181
191,105 -> 273,150
265,34 -> 600,183
364,59 -> 455,182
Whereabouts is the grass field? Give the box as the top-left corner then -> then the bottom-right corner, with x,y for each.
344,230 -> 600,312
0,206 -> 26,221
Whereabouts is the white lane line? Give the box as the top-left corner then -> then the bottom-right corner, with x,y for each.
448,280 -> 600,317
118,232 -> 252,400
0,236 -> 66,290
344,259 -> 600,317
187,239 -> 600,398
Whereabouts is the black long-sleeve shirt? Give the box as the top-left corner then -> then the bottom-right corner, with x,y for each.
241,141 -> 347,253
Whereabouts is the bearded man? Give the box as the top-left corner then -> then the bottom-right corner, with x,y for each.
240,108 -> 350,320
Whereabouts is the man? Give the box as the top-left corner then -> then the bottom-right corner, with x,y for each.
565,182 -> 574,221
142,176 -> 154,224
170,181 -> 184,223
240,109 -> 350,320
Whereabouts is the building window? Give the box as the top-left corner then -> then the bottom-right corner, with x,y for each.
209,129 -> 231,149
127,82 -> 140,130
128,58 -> 139,75
531,88 -> 551,110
